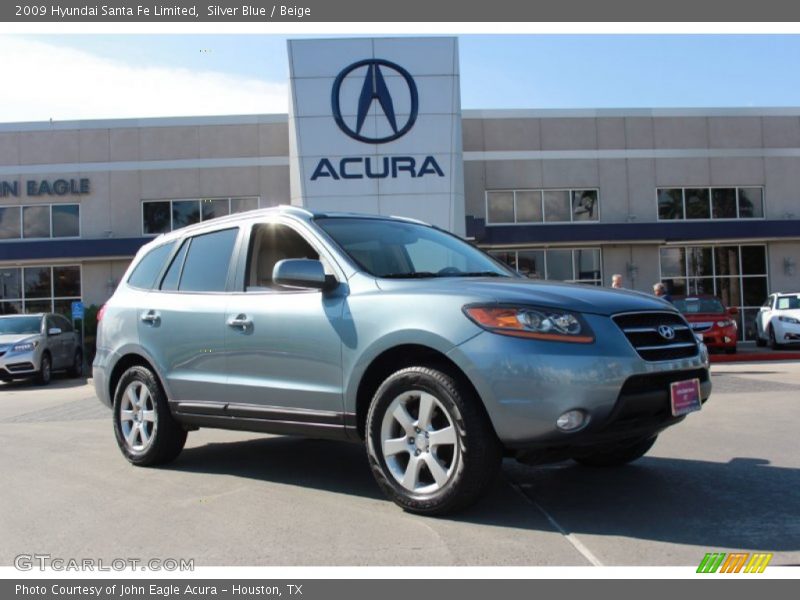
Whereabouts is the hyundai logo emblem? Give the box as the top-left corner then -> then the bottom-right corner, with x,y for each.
658,325 -> 676,340
331,59 -> 419,144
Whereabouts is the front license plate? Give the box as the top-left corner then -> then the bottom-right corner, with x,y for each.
670,378 -> 702,417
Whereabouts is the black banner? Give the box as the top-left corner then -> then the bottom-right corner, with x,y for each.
4,0 -> 800,22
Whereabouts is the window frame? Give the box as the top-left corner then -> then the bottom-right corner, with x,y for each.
485,188 -> 601,226
141,196 -> 262,236
487,246 -> 603,285
0,203 -> 81,241
655,186 -> 765,222
0,264 -> 82,316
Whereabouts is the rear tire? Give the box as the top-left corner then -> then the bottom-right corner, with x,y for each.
573,435 -> 658,467
113,365 -> 186,466
366,366 -> 502,516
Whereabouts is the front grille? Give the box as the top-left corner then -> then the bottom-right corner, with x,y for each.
613,311 -> 699,361
690,322 -> 713,333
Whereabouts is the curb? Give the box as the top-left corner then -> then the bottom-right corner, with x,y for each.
710,351 -> 800,363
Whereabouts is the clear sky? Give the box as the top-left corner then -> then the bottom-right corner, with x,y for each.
2,34 -> 800,122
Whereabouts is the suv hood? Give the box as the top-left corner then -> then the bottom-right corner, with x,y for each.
0,333 -> 38,346
376,277 -> 678,316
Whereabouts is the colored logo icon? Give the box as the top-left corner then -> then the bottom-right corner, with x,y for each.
696,552 -> 773,573
331,59 -> 419,144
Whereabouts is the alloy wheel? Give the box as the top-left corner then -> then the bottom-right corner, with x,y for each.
380,390 -> 459,494
119,380 -> 158,453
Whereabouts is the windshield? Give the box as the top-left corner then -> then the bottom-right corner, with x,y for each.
0,316 -> 42,335
315,218 -> 515,279
776,295 -> 800,310
673,297 -> 726,314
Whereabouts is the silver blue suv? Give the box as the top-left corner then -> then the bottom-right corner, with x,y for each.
94,206 -> 711,515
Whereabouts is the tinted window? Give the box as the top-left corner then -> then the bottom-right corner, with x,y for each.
52,205 -> 80,237
178,228 -> 238,292
53,314 -> 73,333
160,240 -> 189,291
127,242 -> 175,290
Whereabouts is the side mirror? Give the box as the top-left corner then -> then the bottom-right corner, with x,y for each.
728,307 -> 739,316
273,259 -> 334,291
48,327 -> 62,336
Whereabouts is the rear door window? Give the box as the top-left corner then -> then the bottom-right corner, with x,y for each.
177,228 -> 239,292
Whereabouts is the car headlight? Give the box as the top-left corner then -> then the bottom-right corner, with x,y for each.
716,319 -> 735,328
12,341 -> 38,353
463,305 -> 595,343
778,315 -> 800,324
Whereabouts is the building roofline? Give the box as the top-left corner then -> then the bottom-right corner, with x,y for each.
462,107 -> 800,119
0,113 -> 289,133
4,106 -> 800,133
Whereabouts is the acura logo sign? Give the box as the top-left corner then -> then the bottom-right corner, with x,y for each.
331,59 -> 419,144
658,325 -> 676,340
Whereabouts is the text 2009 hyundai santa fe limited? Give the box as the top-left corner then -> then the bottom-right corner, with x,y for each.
94,206 -> 711,515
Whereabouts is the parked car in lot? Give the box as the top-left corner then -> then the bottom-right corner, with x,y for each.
671,295 -> 739,354
755,292 -> 800,349
94,206 -> 711,515
0,313 -> 84,385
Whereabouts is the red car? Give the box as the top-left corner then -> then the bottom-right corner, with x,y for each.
672,295 -> 739,354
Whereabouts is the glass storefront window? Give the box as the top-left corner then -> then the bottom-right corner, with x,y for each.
201,198 -> 230,221
22,205 -> 50,238
0,206 -> 21,239
0,267 -> 22,301
486,191 -> 514,224
543,191 -> 571,222
574,248 -> 601,281
684,189 -> 711,219
571,190 -> 598,221
517,250 -> 544,278
143,202 -> 171,234
515,192 -> 543,223
53,266 -> 81,298
51,204 -> 80,237
545,249 -> 573,280
660,244 -> 768,341
660,247 -> 686,278
172,200 -> 201,230
24,267 -> 51,299
658,187 -> 764,220
657,189 -> 684,220
712,188 -> 737,219
142,197 -> 260,235
231,197 -> 259,214
0,265 -> 81,316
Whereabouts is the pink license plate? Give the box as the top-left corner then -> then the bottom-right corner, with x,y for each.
670,378 -> 702,417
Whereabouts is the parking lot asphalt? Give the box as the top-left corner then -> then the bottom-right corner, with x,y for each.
2,362 -> 799,567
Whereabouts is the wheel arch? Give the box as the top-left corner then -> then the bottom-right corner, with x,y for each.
353,343 -> 488,440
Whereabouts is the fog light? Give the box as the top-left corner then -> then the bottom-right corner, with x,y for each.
556,410 -> 588,431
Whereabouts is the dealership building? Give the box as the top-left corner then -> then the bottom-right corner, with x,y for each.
1,37 -> 799,341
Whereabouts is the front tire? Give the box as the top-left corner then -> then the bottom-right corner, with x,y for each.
768,324 -> 781,350
113,365 -> 186,466
573,435 -> 658,467
37,353 -> 52,386
366,366 -> 502,516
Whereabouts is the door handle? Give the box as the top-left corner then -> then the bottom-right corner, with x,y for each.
140,310 -> 161,326
227,314 -> 253,331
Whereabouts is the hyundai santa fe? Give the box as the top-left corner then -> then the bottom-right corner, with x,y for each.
94,206 -> 711,515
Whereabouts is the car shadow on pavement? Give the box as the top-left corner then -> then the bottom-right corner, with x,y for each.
459,456 -> 799,553
167,436 -> 385,500
169,436 -> 798,552
0,375 -> 89,391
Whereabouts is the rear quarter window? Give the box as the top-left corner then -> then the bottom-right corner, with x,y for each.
127,242 -> 176,290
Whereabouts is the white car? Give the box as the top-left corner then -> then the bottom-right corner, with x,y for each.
755,293 -> 800,349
